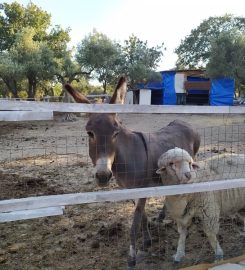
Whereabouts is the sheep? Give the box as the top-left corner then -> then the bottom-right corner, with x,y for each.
156,147 -> 245,263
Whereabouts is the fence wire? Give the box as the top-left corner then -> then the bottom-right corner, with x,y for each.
0,122 -> 244,269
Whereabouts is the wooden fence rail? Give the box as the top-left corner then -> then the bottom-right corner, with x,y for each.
0,100 -> 244,222
0,178 -> 244,214
1,100 -> 245,114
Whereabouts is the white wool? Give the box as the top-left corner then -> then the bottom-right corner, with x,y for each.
157,147 -> 193,168
156,147 -> 245,263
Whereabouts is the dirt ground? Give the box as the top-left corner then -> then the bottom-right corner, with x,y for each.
0,113 -> 244,270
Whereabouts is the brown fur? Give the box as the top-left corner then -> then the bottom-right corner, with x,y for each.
64,84 -> 90,104
109,76 -> 127,104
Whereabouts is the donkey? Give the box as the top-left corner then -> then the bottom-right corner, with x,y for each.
65,77 -> 201,269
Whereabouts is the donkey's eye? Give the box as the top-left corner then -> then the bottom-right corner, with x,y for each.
169,162 -> 174,166
87,131 -> 94,139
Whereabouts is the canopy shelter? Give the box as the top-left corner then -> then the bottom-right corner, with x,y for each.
127,70 -> 234,106
161,70 -> 234,106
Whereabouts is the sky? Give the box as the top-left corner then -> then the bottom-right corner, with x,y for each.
4,0 -> 245,70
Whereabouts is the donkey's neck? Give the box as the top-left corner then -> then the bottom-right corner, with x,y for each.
112,128 -> 158,188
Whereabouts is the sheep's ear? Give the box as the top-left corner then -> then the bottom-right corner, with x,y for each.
192,162 -> 200,170
156,167 -> 166,174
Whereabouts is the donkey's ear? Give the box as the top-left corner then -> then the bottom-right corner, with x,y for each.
65,84 -> 91,104
156,167 -> 166,174
109,76 -> 127,104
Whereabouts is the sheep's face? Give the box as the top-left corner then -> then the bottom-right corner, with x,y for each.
156,148 -> 199,185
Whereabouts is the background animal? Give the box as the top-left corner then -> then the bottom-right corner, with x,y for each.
65,79 -> 201,269
157,148 -> 245,263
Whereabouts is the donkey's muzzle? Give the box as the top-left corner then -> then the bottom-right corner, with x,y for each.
95,170 -> 113,186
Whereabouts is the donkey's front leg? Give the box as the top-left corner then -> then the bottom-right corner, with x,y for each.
127,198 -> 146,270
136,210 -> 152,262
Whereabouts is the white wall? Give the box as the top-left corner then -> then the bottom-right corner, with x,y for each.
125,91 -> 134,104
174,73 -> 186,93
139,89 -> 151,105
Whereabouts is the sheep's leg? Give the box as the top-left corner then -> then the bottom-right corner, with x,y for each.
238,216 -> 245,236
173,222 -> 188,262
204,230 -> 223,261
157,204 -> 166,222
127,198 -> 146,270
236,212 -> 245,236
202,212 -> 223,262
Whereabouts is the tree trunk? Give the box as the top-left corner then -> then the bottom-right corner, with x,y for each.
103,80 -> 107,94
28,77 -> 37,99
3,78 -> 18,98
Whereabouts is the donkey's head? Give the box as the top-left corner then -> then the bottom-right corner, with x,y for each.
86,113 -> 122,186
65,76 -> 127,187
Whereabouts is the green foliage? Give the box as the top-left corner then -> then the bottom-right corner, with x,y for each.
0,51 -> 24,97
0,1 -> 71,98
0,2 -> 165,97
18,90 -> 28,99
53,83 -> 63,96
55,49 -> 83,85
0,1 -> 70,55
122,35 -> 164,87
0,51 -> 23,80
10,27 -> 57,98
71,78 -> 103,95
45,25 -> 71,58
0,1 -> 51,51
76,30 -> 122,93
206,31 -> 245,94
175,15 -> 245,68
76,32 -> 164,91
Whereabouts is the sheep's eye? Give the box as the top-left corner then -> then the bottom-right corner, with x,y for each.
87,131 -> 94,139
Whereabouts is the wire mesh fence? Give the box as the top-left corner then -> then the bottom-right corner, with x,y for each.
0,124 -> 244,199
0,118 -> 244,269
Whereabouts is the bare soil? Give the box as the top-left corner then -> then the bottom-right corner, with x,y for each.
0,113 -> 244,270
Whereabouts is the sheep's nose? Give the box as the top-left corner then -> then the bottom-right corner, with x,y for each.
184,172 -> 191,180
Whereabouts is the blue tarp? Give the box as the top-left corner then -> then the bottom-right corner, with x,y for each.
187,76 -> 209,82
136,81 -> 164,104
137,81 -> 163,90
161,71 -> 176,105
137,72 -> 235,106
210,79 -> 234,106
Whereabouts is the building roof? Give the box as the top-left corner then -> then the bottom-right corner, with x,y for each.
160,69 -> 206,77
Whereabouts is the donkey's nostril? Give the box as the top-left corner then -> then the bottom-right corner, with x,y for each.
95,170 -> 113,186
185,172 -> 191,180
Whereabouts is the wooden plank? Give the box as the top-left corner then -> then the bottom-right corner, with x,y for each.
1,100 -> 244,114
229,106 -> 245,114
0,111 -> 53,121
0,178 -> 244,213
179,254 -> 245,270
0,207 -> 64,223
185,81 -> 211,90
86,94 -> 110,98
